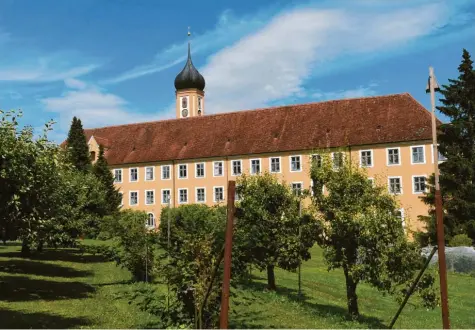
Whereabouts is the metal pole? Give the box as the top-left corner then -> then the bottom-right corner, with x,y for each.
167,197 -> 171,311
219,180 -> 236,329
298,199 -> 302,299
429,66 -> 450,329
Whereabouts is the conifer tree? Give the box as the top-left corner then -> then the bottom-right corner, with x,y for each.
66,116 -> 91,172
418,49 -> 475,245
93,144 -> 121,215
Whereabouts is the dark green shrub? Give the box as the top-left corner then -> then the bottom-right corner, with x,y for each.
449,234 -> 473,247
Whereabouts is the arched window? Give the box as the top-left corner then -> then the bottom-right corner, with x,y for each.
147,213 -> 155,228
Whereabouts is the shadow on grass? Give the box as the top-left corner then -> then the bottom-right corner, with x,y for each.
242,277 -> 387,329
0,276 -> 95,302
0,259 -> 92,278
0,308 -> 91,329
0,248 -> 107,263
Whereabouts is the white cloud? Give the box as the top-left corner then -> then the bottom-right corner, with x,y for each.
310,83 -> 379,101
64,78 -> 88,90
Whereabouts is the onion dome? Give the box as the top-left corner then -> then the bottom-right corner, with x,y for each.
174,42 -> 205,91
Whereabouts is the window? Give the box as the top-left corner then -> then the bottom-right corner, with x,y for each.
360,150 -> 373,167
198,97 -> 203,116
387,148 -> 400,165
114,169 -> 122,183
232,160 -> 242,176
290,156 -> 302,172
395,208 -> 405,229
119,192 -> 123,206
180,96 -> 189,118
413,176 -> 426,194
291,182 -> 302,196
90,151 -> 96,162
196,187 -> 206,203
333,152 -> 343,169
145,167 -> 154,181
214,187 -> 224,202
250,159 -> 261,174
130,191 -> 138,206
178,164 -> 187,179
270,157 -> 281,173
179,189 -> 188,204
438,151 -> 447,162
130,168 -> 138,182
312,154 -> 322,168
162,165 -> 171,180
388,177 -> 402,194
147,213 -> 155,227
196,163 -> 205,178
145,190 -> 155,205
411,146 -> 425,164
213,161 -> 224,177
235,186 -> 241,201
161,189 -> 171,204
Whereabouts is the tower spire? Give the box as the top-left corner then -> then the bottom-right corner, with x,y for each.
187,27 -> 191,59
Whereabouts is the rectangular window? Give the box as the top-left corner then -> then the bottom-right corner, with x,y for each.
387,148 -> 400,165
145,190 -> 155,205
130,191 -> 138,206
235,186 -> 241,201
178,164 -> 187,179
250,159 -> 261,174
196,163 -> 205,178
232,160 -> 242,176
214,187 -> 224,202
413,176 -> 426,193
161,189 -> 171,204
147,213 -> 155,227
119,192 -> 123,206
270,157 -> 281,173
411,146 -> 425,164
130,168 -> 138,182
179,189 -> 188,204
438,151 -> 447,162
161,165 -> 171,180
360,150 -> 373,167
312,154 -> 322,168
395,208 -> 405,229
290,156 -> 302,172
196,188 -> 206,203
114,169 -> 122,183
213,161 -> 224,177
333,152 -> 343,169
291,182 -> 302,196
388,177 -> 402,194
145,167 -> 154,181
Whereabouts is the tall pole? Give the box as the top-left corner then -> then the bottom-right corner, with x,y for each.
298,199 -> 302,299
429,66 -> 450,329
219,180 -> 236,329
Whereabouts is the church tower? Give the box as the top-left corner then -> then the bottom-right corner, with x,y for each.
174,30 -> 205,119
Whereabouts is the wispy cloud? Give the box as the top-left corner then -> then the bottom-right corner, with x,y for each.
310,83 -> 379,101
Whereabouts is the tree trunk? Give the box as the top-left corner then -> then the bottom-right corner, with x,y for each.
343,267 -> 359,319
266,264 -> 276,290
21,239 -> 31,257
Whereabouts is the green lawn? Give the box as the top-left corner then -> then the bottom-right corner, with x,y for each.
0,241 -> 474,329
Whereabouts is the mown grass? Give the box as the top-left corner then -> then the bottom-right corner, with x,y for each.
0,240 -> 474,328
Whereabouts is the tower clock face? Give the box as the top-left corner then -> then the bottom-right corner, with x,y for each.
182,109 -> 188,117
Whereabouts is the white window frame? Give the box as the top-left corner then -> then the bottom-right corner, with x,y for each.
231,160 -> 242,176
386,147 -> 401,166
145,189 -> 155,205
291,182 -> 303,196
129,190 -> 139,206
129,167 -> 139,182
410,145 -> 426,165
331,152 -> 344,169
250,158 -> 261,175
161,165 -> 171,180
289,155 -> 302,173
213,161 -> 224,177
195,162 -> 206,179
161,189 -> 172,205
388,176 -> 403,195
396,208 -> 406,230
311,154 -> 322,168
359,149 -> 374,168
178,164 -> 188,179
269,156 -> 281,173
113,169 -> 123,183
214,186 -> 225,203
145,166 -> 155,181
412,175 -> 428,194
178,188 -> 188,204
195,187 -> 206,203
146,213 -> 155,228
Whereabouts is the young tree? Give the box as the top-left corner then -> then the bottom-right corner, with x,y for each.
418,49 -> 475,245
235,172 -> 319,290
310,153 -> 437,318
93,144 -> 121,215
66,116 -> 91,172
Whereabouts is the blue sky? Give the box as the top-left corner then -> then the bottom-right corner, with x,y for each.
0,0 -> 474,142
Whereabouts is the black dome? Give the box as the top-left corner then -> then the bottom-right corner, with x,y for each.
174,43 -> 205,91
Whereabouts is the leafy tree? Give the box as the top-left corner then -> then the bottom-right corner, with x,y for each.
418,49 -> 475,245
235,172 -> 319,290
66,116 -> 91,172
310,153 -> 437,318
93,144 -> 121,215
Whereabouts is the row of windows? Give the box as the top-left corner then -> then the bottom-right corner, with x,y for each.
121,187 -> 229,206
384,175 -> 427,194
359,146 -> 447,168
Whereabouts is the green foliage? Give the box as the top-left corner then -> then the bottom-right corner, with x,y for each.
66,116 -> 92,173
310,152 -> 438,318
93,144 -> 121,216
235,172 -> 320,290
449,234 -> 473,247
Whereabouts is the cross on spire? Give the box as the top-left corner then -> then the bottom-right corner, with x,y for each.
188,26 -> 191,37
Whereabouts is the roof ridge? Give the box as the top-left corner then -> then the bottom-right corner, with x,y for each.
84,93 -> 410,131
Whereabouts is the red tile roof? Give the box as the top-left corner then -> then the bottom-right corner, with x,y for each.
82,93 -> 437,166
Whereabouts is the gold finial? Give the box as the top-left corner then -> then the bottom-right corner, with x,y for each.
187,26 -> 191,37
